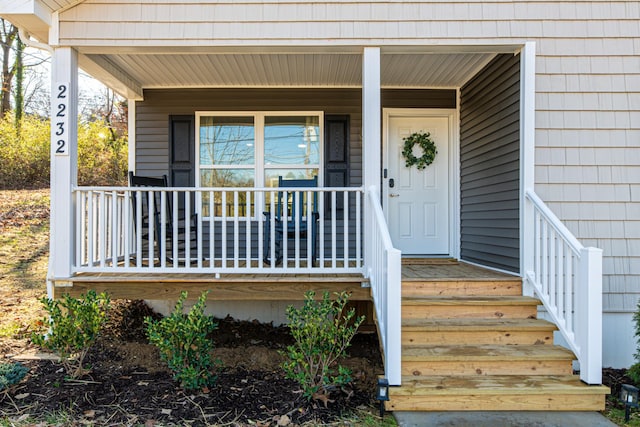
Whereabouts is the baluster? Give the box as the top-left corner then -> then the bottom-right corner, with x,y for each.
356,190 -> 361,269
233,191 -> 239,269
99,192 -> 106,268
246,190 -> 251,267
76,191 -> 83,267
160,191 -> 167,268
221,191 -> 227,268
172,191 -> 179,268
269,190 -> 276,268
319,188 -> 325,267
282,190 -> 289,269
331,191 -> 337,268
541,219 -> 548,296
343,191 -> 349,267
111,191 -> 118,268
148,190 -> 155,269
306,189 -> 312,267
197,190 -> 203,269
209,190 -> 215,268
549,228 -> 556,309
185,190 -> 191,266
135,190 -> 142,268
566,252 -> 574,333
123,191 -> 131,268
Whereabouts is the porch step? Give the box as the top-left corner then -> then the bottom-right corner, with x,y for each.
402,278 -> 523,297
402,318 -> 556,346
402,296 -> 540,319
401,344 -> 574,377
386,375 -> 609,411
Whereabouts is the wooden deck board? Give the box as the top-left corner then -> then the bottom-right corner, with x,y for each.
401,261 -> 518,281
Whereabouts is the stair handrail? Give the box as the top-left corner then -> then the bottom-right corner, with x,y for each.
524,189 -> 603,384
366,186 -> 402,385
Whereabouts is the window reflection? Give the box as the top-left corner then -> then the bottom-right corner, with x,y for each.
264,116 -> 319,165
200,116 -> 254,166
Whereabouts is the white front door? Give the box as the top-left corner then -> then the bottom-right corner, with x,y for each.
386,115 -> 450,255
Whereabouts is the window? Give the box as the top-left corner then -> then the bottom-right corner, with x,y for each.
196,112 -> 322,216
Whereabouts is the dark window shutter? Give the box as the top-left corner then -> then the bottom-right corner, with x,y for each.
169,115 -> 195,187
169,115 -> 195,220
324,115 -> 350,217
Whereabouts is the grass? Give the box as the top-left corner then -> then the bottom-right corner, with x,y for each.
0,189 -> 49,347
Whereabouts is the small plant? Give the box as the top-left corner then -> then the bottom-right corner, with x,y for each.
31,290 -> 110,379
0,362 -> 29,391
145,291 -> 219,391
282,291 -> 364,401
629,300 -> 640,384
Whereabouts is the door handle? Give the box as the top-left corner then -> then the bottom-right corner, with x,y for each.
390,193 -> 400,198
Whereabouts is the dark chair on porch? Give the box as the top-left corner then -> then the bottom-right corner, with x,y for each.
129,172 -> 198,263
263,176 -> 319,266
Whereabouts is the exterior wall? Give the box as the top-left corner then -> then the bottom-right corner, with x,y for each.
135,88 -> 456,177
135,88 -> 363,180
460,54 -> 521,273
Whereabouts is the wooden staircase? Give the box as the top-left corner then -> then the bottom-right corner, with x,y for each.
386,261 -> 610,412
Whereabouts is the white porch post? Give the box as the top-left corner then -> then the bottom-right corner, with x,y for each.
362,47 -> 381,275
49,47 -> 78,285
127,99 -> 136,173
577,246 -> 603,384
520,41 -> 536,297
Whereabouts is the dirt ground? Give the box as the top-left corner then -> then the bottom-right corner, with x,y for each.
2,300 -> 383,426
0,190 -> 384,426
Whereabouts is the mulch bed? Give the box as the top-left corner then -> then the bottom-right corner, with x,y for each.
1,300 -> 383,426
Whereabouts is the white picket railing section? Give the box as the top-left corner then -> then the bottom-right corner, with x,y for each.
366,186 -> 402,386
524,190 -> 603,384
74,186 -> 363,274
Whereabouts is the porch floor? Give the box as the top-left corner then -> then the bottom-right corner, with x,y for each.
53,259 -> 514,301
401,259 -> 517,280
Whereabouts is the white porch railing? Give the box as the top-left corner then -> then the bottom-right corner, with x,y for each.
73,186 -> 363,274
524,190 -> 603,384
366,186 -> 402,386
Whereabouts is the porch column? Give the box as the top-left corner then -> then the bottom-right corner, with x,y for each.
49,47 -> 79,284
520,42 -> 536,296
127,99 -> 136,173
362,47 -> 381,273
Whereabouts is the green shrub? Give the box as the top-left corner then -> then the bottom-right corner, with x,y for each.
282,291 -> 364,401
0,362 -> 29,391
31,290 -> 110,378
145,291 -> 219,391
629,301 -> 640,383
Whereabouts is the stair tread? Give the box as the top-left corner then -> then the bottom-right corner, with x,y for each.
402,296 -> 540,305
402,318 -> 557,331
390,375 -> 610,396
401,344 -> 575,361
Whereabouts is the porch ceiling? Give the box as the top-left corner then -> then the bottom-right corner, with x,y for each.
84,51 -> 496,92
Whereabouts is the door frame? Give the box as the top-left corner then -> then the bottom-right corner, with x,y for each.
382,108 -> 460,259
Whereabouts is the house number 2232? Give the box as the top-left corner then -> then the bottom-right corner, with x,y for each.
53,83 -> 69,156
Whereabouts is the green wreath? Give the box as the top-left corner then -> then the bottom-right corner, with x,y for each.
402,132 -> 437,170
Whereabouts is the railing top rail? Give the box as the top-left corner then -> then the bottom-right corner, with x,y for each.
367,186 -> 395,251
74,186 -> 365,192
525,189 -> 583,254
